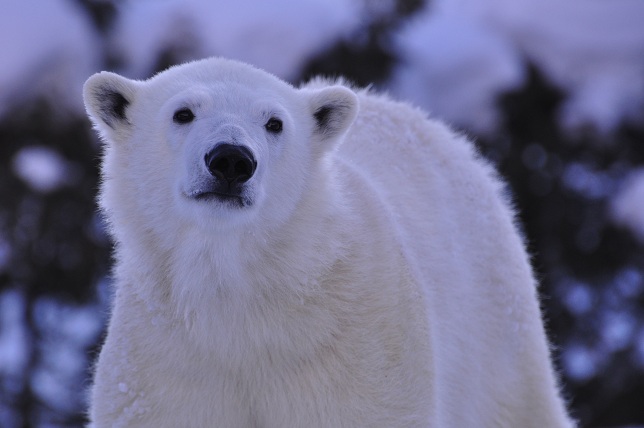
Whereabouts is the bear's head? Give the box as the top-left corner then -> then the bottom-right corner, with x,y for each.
83,58 -> 358,245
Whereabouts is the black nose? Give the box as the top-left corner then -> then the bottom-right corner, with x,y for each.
205,143 -> 257,185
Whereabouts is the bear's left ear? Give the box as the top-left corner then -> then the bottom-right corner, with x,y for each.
306,85 -> 358,152
83,71 -> 138,142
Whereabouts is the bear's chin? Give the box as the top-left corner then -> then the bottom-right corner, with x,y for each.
192,191 -> 252,208
182,189 -> 254,209
179,197 -> 260,231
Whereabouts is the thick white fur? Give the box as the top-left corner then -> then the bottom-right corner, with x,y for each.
83,57 -> 574,427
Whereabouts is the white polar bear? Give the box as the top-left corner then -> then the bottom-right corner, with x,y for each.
83,57 -> 574,427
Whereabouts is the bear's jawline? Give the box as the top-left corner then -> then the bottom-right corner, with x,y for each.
191,191 -> 250,207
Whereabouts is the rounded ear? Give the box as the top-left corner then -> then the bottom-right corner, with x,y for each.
305,85 -> 358,152
83,71 -> 138,141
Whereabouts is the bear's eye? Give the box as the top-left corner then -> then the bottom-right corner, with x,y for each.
173,108 -> 195,124
264,117 -> 283,134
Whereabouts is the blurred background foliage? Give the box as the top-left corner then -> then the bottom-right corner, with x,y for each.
1,0 -> 643,426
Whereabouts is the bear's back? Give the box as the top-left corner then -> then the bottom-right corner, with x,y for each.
332,91 -> 572,426
335,90 -> 505,248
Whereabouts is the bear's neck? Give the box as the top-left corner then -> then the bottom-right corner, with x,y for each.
115,174 -> 354,358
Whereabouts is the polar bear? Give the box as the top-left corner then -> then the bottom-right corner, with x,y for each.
83,57 -> 574,427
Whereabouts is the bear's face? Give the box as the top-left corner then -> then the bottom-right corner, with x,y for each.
83,58 -> 358,237
157,82 -> 296,222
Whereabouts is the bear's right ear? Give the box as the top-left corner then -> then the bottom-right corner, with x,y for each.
83,71 -> 138,141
